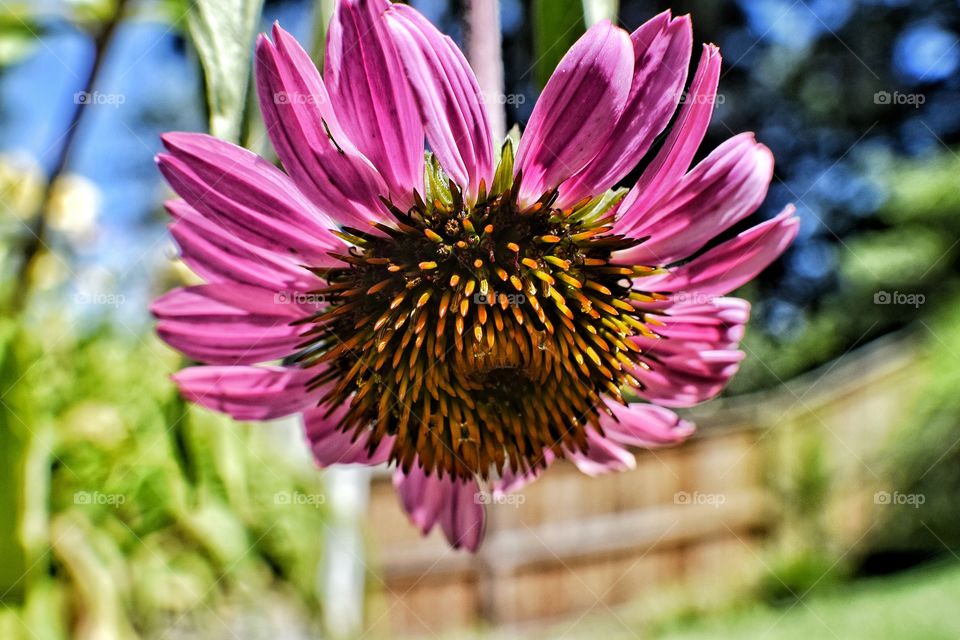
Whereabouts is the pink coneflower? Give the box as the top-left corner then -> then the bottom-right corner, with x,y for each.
153,0 -> 798,551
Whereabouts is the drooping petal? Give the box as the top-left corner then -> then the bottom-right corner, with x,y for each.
392,465 -> 445,535
385,4 -> 494,204
173,365 -> 320,421
255,25 -> 390,230
617,133 -> 774,265
167,200 -> 322,293
635,297 -> 750,356
325,0 -> 424,203
625,297 -> 753,407
439,479 -> 486,552
303,404 -> 394,466
514,21 -> 633,205
643,206 -> 799,296
152,284 -> 314,365
556,14 -> 692,208
491,454 -> 554,498
599,400 -> 695,447
157,132 -> 343,266
631,349 -> 746,408
616,44 -> 722,237
393,466 -> 486,551
564,429 -> 636,476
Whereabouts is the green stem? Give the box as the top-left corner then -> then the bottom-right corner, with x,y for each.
0,322 -> 27,605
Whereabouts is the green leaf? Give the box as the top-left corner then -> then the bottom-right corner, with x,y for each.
309,0 -> 336,72
568,187 -> 627,225
492,138 -> 515,196
532,0 -> 585,89
531,0 -> 619,89
0,322 -> 27,605
0,11 -> 42,67
187,0 -> 264,142
424,154 -> 453,209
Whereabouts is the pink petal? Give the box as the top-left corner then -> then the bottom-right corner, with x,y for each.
173,365 -> 320,421
643,206 -> 799,296
255,25 -> 391,231
514,21 -> 633,205
303,403 -> 394,466
393,466 -> 486,551
325,0 -> 424,204
618,134 -> 774,265
152,284 -> 313,365
637,296 -> 750,355
385,5 -> 494,204
392,465 -> 445,535
492,452 -> 554,498
631,349 -> 746,408
167,200 -> 322,293
157,132 -> 343,266
564,429 -> 636,477
599,400 -> 695,447
616,44 -> 722,237
556,14 -> 693,208
439,478 -> 486,552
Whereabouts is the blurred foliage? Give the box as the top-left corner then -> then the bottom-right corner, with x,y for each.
0,316 -> 328,639
0,0 -> 958,635
729,148 -> 960,394
861,304 -> 960,559
760,427 -> 842,603
309,0 -> 335,71
187,0 -> 264,142
746,148 -> 960,573
649,561 -> 960,640
0,1 -> 333,636
529,0 -> 620,88
0,11 -> 41,66
848,152 -> 960,558
530,0 -> 585,88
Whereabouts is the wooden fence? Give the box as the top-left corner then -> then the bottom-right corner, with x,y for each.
361,333 -> 928,637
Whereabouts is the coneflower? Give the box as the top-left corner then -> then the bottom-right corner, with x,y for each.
153,0 -> 798,551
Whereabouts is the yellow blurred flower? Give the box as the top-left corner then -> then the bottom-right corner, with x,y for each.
28,250 -> 70,291
48,174 -> 102,242
0,152 -> 43,220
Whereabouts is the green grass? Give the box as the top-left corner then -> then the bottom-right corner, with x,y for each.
652,561 -> 960,640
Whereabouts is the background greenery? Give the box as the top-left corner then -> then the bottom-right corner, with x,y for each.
0,0 -> 958,638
